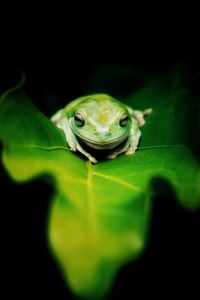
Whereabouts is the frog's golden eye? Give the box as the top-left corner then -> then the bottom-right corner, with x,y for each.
74,113 -> 85,127
119,113 -> 129,127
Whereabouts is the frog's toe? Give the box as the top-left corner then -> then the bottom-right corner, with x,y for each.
69,145 -> 77,152
67,140 -> 77,152
144,108 -> 153,115
107,152 -> 117,159
89,155 -> 98,164
125,148 -> 136,155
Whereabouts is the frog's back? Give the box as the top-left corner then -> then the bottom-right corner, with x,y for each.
64,93 -> 124,117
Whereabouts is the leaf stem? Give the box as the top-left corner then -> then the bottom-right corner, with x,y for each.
0,70 -> 26,103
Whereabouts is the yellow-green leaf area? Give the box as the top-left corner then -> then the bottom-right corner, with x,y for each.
0,74 -> 199,299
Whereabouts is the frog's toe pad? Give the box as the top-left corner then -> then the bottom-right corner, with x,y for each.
68,141 -> 77,152
89,156 -> 98,164
107,153 -> 117,159
125,148 -> 136,155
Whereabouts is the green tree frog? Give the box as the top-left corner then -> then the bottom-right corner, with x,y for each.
51,94 -> 152,163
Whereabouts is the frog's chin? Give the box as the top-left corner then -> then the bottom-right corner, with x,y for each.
76,135 -> 127,150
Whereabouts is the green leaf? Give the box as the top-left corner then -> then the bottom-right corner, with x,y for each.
0,73 -> 199,299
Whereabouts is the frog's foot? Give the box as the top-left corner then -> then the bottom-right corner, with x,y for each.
143,108 -> 153,116
107,152 -> 118,159
107,131 -> 140,159
107,142 -> 130,159
88,155 -> 98,164
67,137 -> 78,152
125,147 -> 136,155
74,142 -> 97,163
132,108 -> 153,127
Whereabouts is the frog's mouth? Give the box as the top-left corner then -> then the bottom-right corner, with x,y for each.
76,134 -> 128,150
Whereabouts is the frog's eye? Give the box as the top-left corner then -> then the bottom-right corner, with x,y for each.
74,113 -> 85,127
119,113 -> 129,127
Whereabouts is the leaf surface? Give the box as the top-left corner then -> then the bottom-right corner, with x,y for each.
0,75 -> 199,299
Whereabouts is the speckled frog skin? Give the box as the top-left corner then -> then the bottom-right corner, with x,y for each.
51,94 -> 152,163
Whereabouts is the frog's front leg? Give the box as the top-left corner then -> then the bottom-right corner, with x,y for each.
74,140 -> 97,164
107,128 -> 141,159
125,128 -> 141,155
51,110 -> 97,163
51,109 -> 77,151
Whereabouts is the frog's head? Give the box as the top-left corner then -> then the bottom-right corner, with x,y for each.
69,94 -> 131,150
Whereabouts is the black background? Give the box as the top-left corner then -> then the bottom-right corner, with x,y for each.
1,5 -> 200,299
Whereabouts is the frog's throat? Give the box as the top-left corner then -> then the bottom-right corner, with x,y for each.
75,134 -> 128,150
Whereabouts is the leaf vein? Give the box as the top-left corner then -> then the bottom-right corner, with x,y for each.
93,171 -> 141,192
